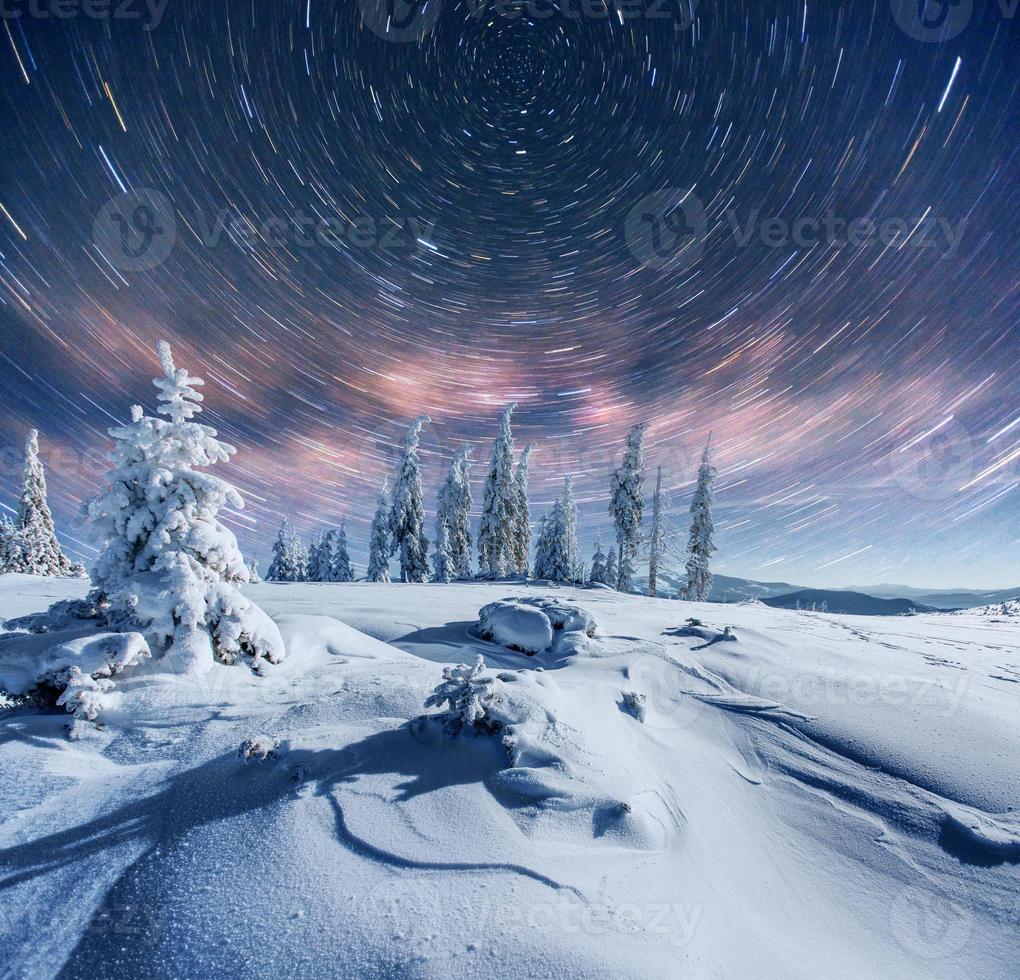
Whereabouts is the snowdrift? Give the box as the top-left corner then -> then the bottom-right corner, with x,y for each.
0,575 -> 1017,979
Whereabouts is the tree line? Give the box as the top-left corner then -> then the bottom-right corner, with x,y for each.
0,385 -> 718,602
263,406 -> 719,601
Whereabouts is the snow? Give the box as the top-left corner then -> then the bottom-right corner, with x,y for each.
1,573 -> 1018,978
477,600 -> 554,654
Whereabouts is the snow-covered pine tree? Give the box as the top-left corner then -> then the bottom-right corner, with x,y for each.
331,521 -> 355,582
449,444 -> 473,580
648,465 -> 664,598
534,481 -> 575,584
16,430 -> 77,577
432,519 -> 453,583
609,423 -> 648,593
546,499 -> 571,583
423,655 -> 503,736
511,444 -> 533,576
682,436 -> 717,602
436,444 -> 473,581
562,476 -> 578,583
589,531 -> 608,585
389,415 -> 431,583
306,530 -> 331,582
267,519 -> 298,582
604,545 -> 618,590
248,557 -> 261,583
478,404 -> 517,578
81,341 -> 285,673
367,482 -> 391,583
531,513 -> 550,580
292,535 -> 309,582
0,513 -> 20,573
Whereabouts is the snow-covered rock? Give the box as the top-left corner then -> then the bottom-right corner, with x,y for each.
477,600 -> 555,654
0,625 -> 151,700
477,597 -> 597,656
0,624 -> 151,737
238,735 -> 281,762
515,595 -> 598,636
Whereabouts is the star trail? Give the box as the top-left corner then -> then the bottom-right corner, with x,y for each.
0,0 -> 1017,588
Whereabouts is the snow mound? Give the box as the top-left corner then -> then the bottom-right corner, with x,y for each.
938,799 -> 1020,862
238,736 -> 281,763
477,598 -> 598,655
477,601 -> 555,654
0,624 -> 151,736
0,625 -> 151,698
513,596 -> 597,636
666,618 -> 737,647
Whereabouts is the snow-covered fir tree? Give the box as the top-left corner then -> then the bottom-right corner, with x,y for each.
682,436 -> 717,602
648,465 -> 665,598
267,519 -> 302,582
0,513 -> 21,573
589,531 -> 608,585
15,430 -> 79,577
307,530 -> 333,582
248,557 -> 261,583
423,655 -> 503,736
562,476 -> 579,581
436,444 -> 473,580
544,498 -> 571,583
450,444 -> 474,580
267,521 -> 288,582
609,423 -> 647,593
331,521 -> 355,582
532,513 -> 552,580
478,404 -> 518,578
533,479 -> 577,584
603,545 -> 618,590
511,444 -> 533,576
81,341 -> 285,673
389,415 -> 431,583
432,519 -> 453,583
367,482 -> 391,583
292,536 -> 309,582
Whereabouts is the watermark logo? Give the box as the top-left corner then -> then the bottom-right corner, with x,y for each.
465,0 -> 698,28
93,191 -> 436,274
85,901 -> 166,945
628,653 -> 705,730
625,188 -> 707,273
751,667 -> 968,718
889,885 -> 973,958
93,188 -> 176,273
890,0 -> 973,42
358,0 -> 441,42
0,0 -> 170,31
626,190 -> 966,272
889,419 -> 978,502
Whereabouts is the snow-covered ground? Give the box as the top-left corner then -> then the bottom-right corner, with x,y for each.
1,573 -> 1018,979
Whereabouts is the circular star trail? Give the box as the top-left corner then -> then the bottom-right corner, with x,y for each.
0,0 -> 1017,587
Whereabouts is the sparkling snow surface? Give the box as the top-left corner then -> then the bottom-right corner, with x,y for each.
1,574 -> 1018,979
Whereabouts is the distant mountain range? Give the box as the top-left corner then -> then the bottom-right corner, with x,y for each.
759,590 -> 936,617
841,583 -> 1020,610
642,570 -> 1020,615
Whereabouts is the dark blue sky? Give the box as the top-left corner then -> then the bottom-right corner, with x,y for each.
0,0 -> 1017,588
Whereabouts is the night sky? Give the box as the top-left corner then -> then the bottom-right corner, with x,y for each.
0,0 -> 1017,589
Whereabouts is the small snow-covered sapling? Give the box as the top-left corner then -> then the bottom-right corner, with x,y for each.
423,655 -> 504,736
